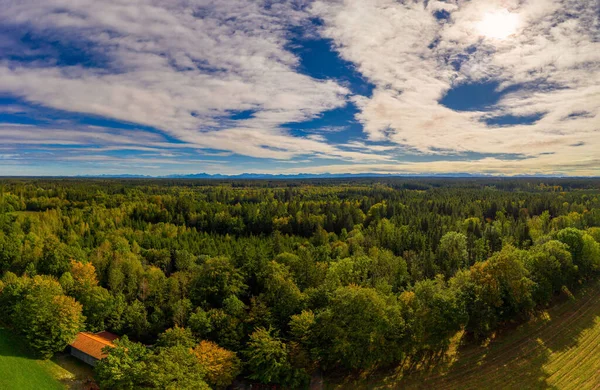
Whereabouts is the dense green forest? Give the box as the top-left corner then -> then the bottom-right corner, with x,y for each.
1,178 -> 599,389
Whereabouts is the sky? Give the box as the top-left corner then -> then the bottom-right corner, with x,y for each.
0,0 -> 598,176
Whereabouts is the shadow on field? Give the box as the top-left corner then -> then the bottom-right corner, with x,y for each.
0,326 -> 36,359
50,353 -> 98,390
323,282 -> 600,390
0,327 -> 97,390
406,283 -> 600,390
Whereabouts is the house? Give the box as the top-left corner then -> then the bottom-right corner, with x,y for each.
69,331 -> 119,367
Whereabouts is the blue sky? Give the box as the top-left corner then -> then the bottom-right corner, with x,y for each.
0,0 -> 598,176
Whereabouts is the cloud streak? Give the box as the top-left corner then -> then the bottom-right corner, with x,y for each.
0,0 -> 365,160
312,0 -> 599,173
0,0 -> 598,175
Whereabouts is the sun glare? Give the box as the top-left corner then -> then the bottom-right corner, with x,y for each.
476,10 -> 520,39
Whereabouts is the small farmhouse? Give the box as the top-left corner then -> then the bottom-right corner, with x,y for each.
69,331 -> 119,366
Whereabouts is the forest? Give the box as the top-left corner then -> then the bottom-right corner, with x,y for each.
0,177 -> 599,389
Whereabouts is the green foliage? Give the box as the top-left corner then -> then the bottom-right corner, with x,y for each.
289,310 -> 315,344
191,256 -> 245,306
408,276 -> 467,355
171,298 -> 193,327
145,345 -> 209,389
37,236 -> 72,277
275,252 -> 323,289
459,245 -> 535,338
260,261 -> 305,324
79,285 -> 114,331
95,337 -> 151,389
0,271 -> 29,319
96,336 -> 210,390
438,232 -> 468,277
156,326 -> 196,349
314,285 -> 406,370
582,234 -> 600,272
368,247 -> 409,291
325,255 -> 372,289
189,307 -> 212,338
244,327 -> 309,388
557,228 -> 586,270
222,294 -> 246,317
0,233 -> 21,273
12,275 -> 84,358
587,227 -> 600,243
205,308 -> 245,351
121,299 -> 149,339
527,240 -> 575,303
1,178 -> 600,384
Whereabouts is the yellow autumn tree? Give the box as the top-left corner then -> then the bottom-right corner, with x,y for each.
193,340 -> 241,389
70,260 -> 98,292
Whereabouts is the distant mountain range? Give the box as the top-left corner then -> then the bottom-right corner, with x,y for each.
64,172 -> 585,179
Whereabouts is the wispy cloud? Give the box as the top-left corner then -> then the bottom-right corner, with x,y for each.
0,0 -> 598,175
0,0 -> 364,161
312,0 -> 599,173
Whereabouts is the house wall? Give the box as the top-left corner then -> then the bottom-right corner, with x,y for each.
70,347 -> 99,367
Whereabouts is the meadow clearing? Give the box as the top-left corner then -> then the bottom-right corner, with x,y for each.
0,328 -> 94,390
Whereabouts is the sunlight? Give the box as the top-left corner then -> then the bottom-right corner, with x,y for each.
476,10 -> 520,39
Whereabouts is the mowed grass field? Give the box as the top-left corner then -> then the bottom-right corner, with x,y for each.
0,328 -> 65,390
0,328 -> 94,390
326,280 -> 600,390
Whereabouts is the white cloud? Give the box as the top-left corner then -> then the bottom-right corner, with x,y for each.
311,0 -> 600,172
0,0 -> 598,175
0,0 -> 390,162
277,154 -> 600,177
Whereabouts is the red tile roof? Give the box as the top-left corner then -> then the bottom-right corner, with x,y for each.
70,331 -> 118,360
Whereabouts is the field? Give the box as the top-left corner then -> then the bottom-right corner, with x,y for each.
0,328 -> 94,390
326,281 -> 600,389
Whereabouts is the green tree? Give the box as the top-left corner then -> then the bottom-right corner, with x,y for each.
156,326 -> 196,349
171,298 -> 193,327
191,257 -> 245,306
121,299 -> 149,339
438,232 -> 468,277
0,271 -> 29,319
313,285 -> 406,370
189,307 -> 212,338
260,261 -> 305,324
324,255 -> 372,288
582,234 -> 600,273
459,246 -> 535,338
0,233 -> 21,273
527,240 -> 575,303
13,275 -> 84,358
587,227 -> 600,243
408,276 -> 467,359
79,285 -> 114,331
95,337 -> 150,390
243,327 -> 308,388
97,337 -> 210,390
205,308 -> 245,351
145,345 -> 210,389
557,228 -> 586,269
369,247 -> 409,291
37,236 -> 72,277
